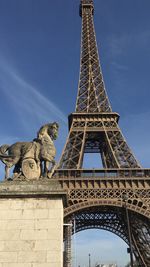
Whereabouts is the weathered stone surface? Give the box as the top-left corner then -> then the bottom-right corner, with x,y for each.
32,264 -> 58,267
3,264 -> 31,267
35,218 -> 61,230
0,181 -> 66,267
0,252 -> 17,262
0,122 -> 59,180
0,179 -> 63,193
3,241 -> 35,251
18,251 -> 47,263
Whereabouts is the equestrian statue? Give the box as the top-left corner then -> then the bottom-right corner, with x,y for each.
0,122 -> 59,180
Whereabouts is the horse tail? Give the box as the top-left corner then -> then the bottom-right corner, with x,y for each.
0,144 -> 10,156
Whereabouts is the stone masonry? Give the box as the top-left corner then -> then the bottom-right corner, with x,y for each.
0,180 -> 67,267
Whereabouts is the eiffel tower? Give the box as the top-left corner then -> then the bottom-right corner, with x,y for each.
53,1 -> 150,266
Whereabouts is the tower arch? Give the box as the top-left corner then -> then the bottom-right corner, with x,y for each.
64,204 -> 150,267
53,0 -> 150,266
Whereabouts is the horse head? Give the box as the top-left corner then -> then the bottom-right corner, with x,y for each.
47,122 -> 59,140
37,122 -> 59,142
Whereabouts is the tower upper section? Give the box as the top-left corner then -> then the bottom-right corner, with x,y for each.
57,0 -> 141,170
76,0 -> 112,113
79,0 -> 94,17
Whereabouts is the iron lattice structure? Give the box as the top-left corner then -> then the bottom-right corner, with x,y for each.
53,0 -> 150,266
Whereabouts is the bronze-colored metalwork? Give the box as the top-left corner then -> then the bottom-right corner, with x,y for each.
53,0 -> 150,266
63,222 -> 72,267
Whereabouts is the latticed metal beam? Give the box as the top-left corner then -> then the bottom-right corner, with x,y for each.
71,206 -> 129,243
58,115 -> 141,169
131,215 -> 150,266
55,1 -> 150,266
64,219 -> 72,267
58,0 -> 140,169
64,208 -> 150,267
77,0 -> 111,112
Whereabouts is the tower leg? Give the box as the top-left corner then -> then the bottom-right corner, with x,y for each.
64,220 -> 72,267
131,215 -> 150,266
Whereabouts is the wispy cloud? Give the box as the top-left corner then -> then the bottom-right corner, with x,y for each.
0,56 -> 68,134
110,61 -> 129,71
109,30 -> 150,60
106,30 -> 150,82
0,56 -> 68,177
0,56 -> 67,131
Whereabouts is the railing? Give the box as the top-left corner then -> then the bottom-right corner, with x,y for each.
54,168 -> 150,179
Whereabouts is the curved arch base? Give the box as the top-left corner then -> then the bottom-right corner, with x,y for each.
64,205 -> 150,267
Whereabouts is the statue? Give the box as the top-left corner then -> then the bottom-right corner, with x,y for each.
0,122 -> 59,180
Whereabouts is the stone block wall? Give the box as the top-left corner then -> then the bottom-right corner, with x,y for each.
0,197 -> 63,267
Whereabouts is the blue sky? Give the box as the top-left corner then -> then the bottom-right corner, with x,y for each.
0,0 -> 150,266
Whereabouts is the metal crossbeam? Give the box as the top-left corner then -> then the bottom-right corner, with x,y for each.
58,114 -> 141,169
55,1 -> 150,266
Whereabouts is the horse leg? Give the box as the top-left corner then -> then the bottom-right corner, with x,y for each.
44,161 -> 50,177
40,162 -> 43,176
13,163 -> 21,179
52,159 -> 56,167
47,160 -> 56,179
5,165 -> 10,180
51,160 -> 56,170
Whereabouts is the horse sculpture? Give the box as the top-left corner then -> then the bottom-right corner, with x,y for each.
0,122 -> 59,180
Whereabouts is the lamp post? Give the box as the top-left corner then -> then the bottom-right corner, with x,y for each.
122,194 -> 134,267
89,253 -> 91,267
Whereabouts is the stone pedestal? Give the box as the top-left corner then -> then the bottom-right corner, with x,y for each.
0,180 -> 67,267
